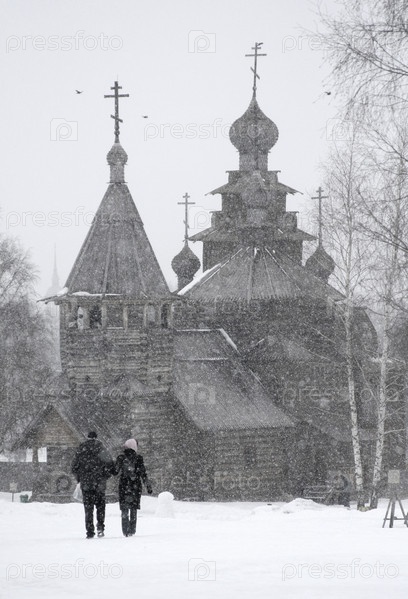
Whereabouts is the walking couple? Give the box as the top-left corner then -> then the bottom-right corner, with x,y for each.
71,432 -> 153,538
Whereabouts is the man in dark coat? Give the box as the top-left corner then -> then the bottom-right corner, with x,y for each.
114,438 -> 152,537
71,431 -> 114,538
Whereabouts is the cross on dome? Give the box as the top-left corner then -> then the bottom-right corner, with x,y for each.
177,192 -> 196,245
245,42 -> 266,97
312,186 -> 329,247
104,81 -> 130,143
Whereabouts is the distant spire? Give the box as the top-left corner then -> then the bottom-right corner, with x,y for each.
104,81 -> 129,143
46,244 -> 61,297
51,244 -> 59,289
245,42 -> 266,97
311,186 -> 329,247
177,192 -> 196,245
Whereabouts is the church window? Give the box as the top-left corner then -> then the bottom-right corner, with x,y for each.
89,305 -> 102,329
77,307 -> 85,330
146,305 -> 156,326
128,305 -> 144,328
161,304 -> 170,328
68,314 -> 77,328
107,304 -> 123,328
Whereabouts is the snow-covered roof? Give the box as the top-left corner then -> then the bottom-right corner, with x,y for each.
173,329 -> 293,431
65,180 -> 169,298
178,246 -> 343,302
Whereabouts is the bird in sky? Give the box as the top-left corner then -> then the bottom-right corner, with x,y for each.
75,90 -> 84,94
313,90 -> 332,103
142,115 -> 148,118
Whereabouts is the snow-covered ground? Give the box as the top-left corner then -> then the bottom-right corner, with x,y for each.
1,493 -> 407,599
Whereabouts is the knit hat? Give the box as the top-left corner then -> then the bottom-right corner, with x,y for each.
124,438 -> 138,452
88,431 -> 98,439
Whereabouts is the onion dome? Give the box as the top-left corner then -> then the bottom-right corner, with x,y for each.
172,243 -> 201,291
107,143 -> 128,183
229,96 -> 279,157
305,245 -> 335,283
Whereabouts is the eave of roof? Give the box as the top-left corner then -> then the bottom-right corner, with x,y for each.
179,246 -> 343,302
208,174 -> 299,197
189,227 -> 315,244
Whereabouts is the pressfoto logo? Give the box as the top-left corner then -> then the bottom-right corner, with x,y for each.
143,119 -> 231,141
188,31 -> 216,53
188,558 -> 216,581
281,35 -> 323,53
188,205 -> 212,231
326,118 -> 354,142
282,559 -> 399,581
50,118 -> 78,141
5,207 -> 94,229
6,32 -> 123,53
188,383 -> 216,407
6,560 -> 123,580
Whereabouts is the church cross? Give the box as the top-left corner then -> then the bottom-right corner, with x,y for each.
104,81 -> 130,143
245,42 -> 267,96
177,192 -> 196,243
312,186 -> 329,247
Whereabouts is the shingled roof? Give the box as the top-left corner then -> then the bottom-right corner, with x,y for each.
189,226 -> 314,244
12,372 -> 153,452
65,143 -> 169,298
208,170 -> 299,197
179,246 -> 343,302
173,329 -> 294,431
12,401 -> 124,452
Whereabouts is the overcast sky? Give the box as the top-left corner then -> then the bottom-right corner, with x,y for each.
1,0 -> 340,295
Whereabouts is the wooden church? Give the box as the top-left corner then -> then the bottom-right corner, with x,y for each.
15,47 -> 395,503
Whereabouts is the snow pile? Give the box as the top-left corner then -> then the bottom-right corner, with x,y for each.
250,503 -> 285,519
154,491 -> 175,518
280,497 -> 325,514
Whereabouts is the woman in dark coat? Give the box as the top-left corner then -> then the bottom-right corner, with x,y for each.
114,439 -> 152,537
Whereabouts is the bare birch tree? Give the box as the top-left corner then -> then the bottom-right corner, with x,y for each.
355,116 -> 408,507
321,125 -> 375,508
0,236 -> 56,449
315,0 -> 408,114
313,0 -> 408,508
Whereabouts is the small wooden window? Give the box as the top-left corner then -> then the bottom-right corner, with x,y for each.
128,305 -> 144,328
77,307 -> 85,330
161,304 -> 170,328
89,305 -> 102,329
108,305 -> 123,328
146,305 -> 156,326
